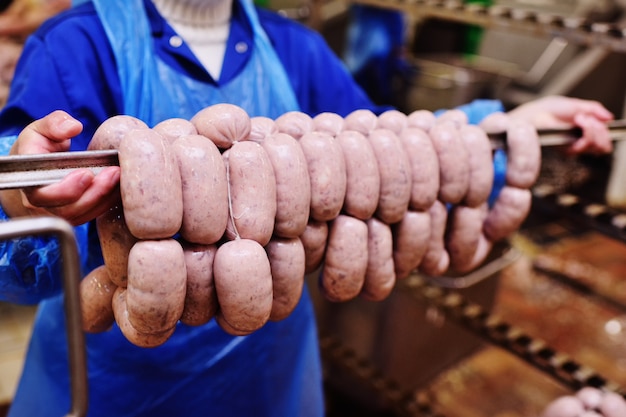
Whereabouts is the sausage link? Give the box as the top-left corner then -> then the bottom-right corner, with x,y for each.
180,242 -> 218,326
483,185 -> 532,242
275,111 -> 314,139
435,109 -> 468,129
248,116 -> 277,143
419,200 -> 450,276
459,125 -> 494,207
343,109 -> 378,135
96,203 -> 137,287
313,112 -> 344,136
223,140 -> 277,246
377,109 -> 407,135
368,128 -> 412,224
258,133 -> 311,238
88,115 -> 148,151
336,130 -> 380,220
429,122 -> 470,204
321,215 -> 368,302
505,121 -> 541,188
301,219 -> 328,274
362,218 -> 396,301
172,134 -> 228,245
266,237 -> 306,321
80,265 -> 117,333
119,128 -> 183,239
112,288 -> 175,348
126,239 -> 187,334
406,109 -> 436,132
190,103 -> 251,150
153,118 -> 198,144
445,204 -> 486,274
398,127 -> 440,210
393,209 -> 431,279
213,238 -> 273,335
299,131 -> 347,222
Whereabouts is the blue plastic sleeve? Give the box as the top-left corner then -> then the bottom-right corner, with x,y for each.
0,135 -> 91,304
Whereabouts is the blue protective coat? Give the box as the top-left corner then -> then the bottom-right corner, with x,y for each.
0,1 -> 504,416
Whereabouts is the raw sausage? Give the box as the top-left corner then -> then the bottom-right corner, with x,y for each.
248,116 -> 277,142
180,242 -> 218,326
435,109 -> 468,128
343,109 -> 377,135
96,203 -> 137,287
153,118 -> 197,144
172,134 -> 228,244
407,109 -> 435,132
313,112 -> 344,136
483,186 -> 532,242
445,204 -> 486,274
258,133 -> 311,238
392,209 -> 431,279
419,200 -> 450,276
321,215 -> 368,302
460,125 -> 494,207
505,121 -> 541,188
88,115 -> 148,151
299,131 -> 347,222
266,237 -> 306,321
398,127 -> 439,210
429,122 -> 470,204
301,219 -> 328,274
213,239 -> 273,335
336,130 -> 380,220
368,128 -> 411,224
540,396 -> 585,417
126,239 -> 187,334
600,391 -> 626,417
275,111 -> 314,139
223,140 -> 277,246
377,109 -> 407,134
190,103 -> 251,149
80,265 -> 116,333
118,128 -> 183,239
362,217 -> 395,301
112,288 -> 175,348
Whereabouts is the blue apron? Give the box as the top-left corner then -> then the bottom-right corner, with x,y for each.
8,1 -> 323,416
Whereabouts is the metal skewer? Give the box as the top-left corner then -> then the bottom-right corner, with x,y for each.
0,120 -> 624,190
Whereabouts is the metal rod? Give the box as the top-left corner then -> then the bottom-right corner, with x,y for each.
0,120 -> 625,190
0,217 -> 88,417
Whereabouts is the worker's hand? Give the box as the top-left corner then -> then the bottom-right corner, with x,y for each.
0,110 -> 121,225
506,95 -> 614,155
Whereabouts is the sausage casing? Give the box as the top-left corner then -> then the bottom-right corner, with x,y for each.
321,215 -> 368,302
299,131 -> 347,222
172,134 -> 228,245
213,238 -> 273,334
266,237 -> 306,321
223,140 -> 277,246
126,239 -> 187,334
368,128 -> 411,224
119,128 -> 183,239
362,217 -> 396,301
259,133 -> 311,238
336,130 -> 380,220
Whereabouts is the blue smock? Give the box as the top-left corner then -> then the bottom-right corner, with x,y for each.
0,1 -> 504,416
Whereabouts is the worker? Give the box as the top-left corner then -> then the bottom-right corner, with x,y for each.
0,0 -> 615,416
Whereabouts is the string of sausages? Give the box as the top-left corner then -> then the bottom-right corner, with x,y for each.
78,103 -> 541,348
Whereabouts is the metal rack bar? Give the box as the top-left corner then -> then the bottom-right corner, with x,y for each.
350,0 -> 626,53
0,217 -> 88,417
398,274 -> 626,398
